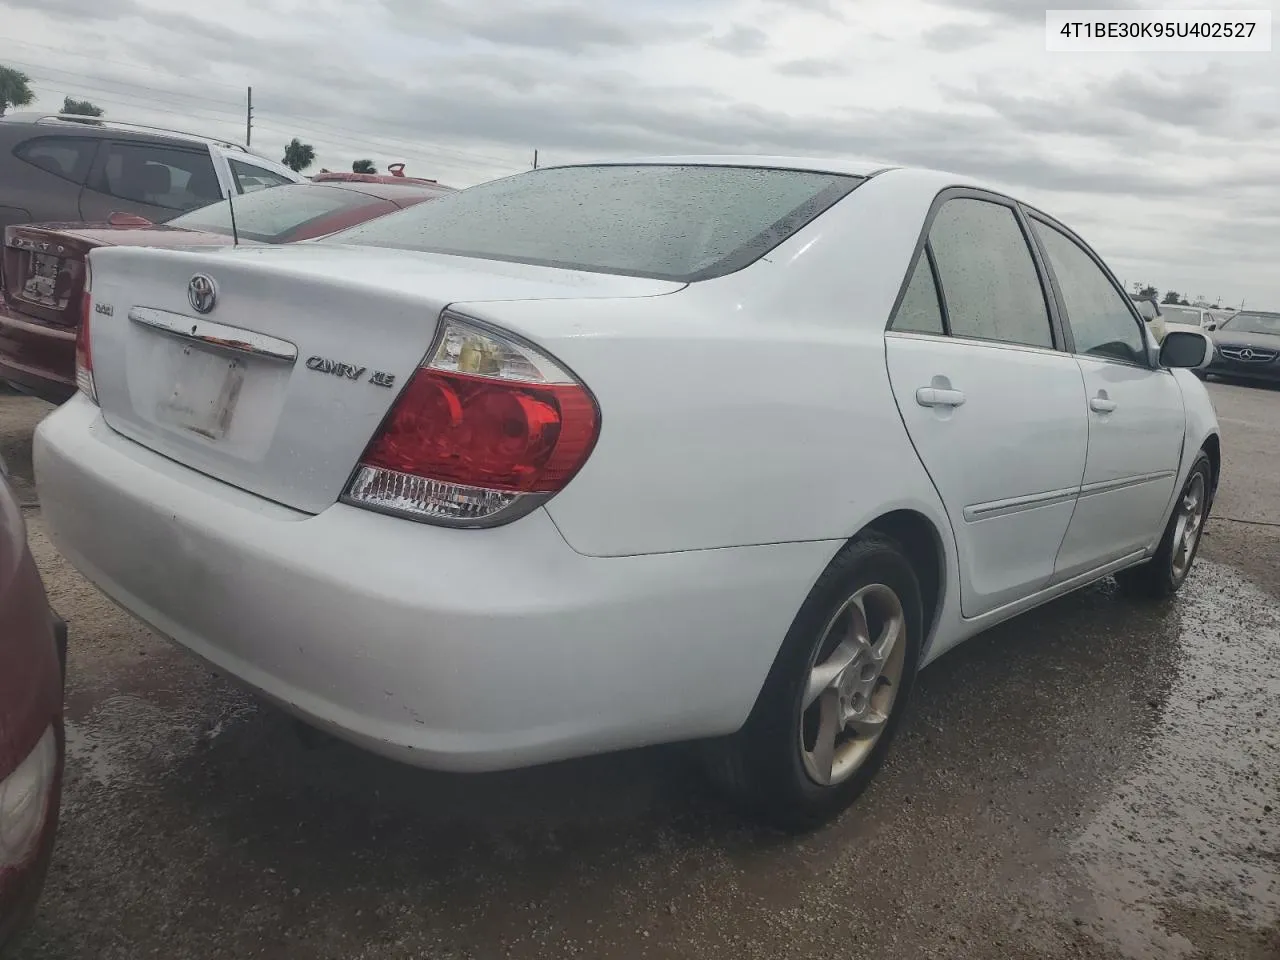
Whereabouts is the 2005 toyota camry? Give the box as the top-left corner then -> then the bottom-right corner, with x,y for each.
34,158 -> 1220,828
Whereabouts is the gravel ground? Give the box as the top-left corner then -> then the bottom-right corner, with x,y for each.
3,380 -> 1277,960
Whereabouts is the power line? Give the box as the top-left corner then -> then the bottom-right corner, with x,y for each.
24,77 -> 521,178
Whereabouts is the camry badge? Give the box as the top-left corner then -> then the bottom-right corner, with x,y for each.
188,274 -> 217,314
306,356 -> 396,388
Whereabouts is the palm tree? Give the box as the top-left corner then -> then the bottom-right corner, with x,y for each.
281,138 -> 316,173
0,66 -> 35,117
352,159 -> 376,174
62,96 -> 103,117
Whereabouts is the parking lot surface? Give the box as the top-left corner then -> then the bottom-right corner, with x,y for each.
4,381 -> 1277,960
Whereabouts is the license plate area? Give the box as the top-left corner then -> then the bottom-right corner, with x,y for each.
20,252 -> 69,308
154,343 -> 248,441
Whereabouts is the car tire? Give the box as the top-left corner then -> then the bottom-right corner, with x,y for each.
1116,452 -> 1213,599
704,533 -> 923,831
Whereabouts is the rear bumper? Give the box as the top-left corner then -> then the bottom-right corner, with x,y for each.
0,303 -> 76,405
35,396 -> 834,772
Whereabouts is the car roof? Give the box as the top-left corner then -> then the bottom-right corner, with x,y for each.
0,113 -> 246,152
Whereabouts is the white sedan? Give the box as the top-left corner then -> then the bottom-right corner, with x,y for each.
34,157 -> 1221,829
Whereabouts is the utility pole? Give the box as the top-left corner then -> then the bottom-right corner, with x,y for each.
532,149 -> 539,169
245,86 -> 253,147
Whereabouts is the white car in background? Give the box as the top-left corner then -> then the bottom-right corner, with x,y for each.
1161,303 -> 1218,332
34,158 -> 1221,829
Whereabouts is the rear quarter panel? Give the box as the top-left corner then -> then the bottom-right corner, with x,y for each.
457,168 -> 959,562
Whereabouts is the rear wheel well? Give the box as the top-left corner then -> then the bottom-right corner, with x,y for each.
864,510 -> 945,643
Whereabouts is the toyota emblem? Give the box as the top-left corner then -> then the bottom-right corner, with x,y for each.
188,274 -> 217,314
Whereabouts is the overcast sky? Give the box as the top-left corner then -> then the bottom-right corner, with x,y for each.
1,0 -> 1276,307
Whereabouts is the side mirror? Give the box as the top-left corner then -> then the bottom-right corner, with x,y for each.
1160,330 -> 1212,370
1205,321 -> 1217,331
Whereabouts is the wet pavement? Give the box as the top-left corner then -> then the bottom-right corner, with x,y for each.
3,381 -> 1277,960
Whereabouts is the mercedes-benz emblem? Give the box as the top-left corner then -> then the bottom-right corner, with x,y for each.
188,274 -> 217,314
1239,348 -> 1255,360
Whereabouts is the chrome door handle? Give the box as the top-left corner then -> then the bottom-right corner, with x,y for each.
916,387 -> 966,408
1089,396 -> 1117,413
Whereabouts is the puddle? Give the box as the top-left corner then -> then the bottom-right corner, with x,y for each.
1060,561 -> 1280,957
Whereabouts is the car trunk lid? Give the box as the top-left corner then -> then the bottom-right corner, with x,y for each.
2,226 -> 100,328
85,244 -> 682,513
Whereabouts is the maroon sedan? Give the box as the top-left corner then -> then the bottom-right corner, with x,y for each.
0,178 -> 454,404
0,461 -> 65,950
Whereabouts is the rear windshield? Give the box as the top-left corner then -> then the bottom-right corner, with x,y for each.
167,184 -> 386,243
1221,312 -> 1280,335
1160,305 -> 1201,323
322,164 -> 864,282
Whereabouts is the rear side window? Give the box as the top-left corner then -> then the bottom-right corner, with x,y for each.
1031,219 -> 1146,365
98,142 -> 222,212
14,136 -> 98,184
890,254 -> 945,335
325,164 -> 864,282
229,159 -> 295,194
928,198 -> 1053,349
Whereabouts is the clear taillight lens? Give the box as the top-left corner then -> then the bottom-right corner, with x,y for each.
0,725 -> 57,868
343,314 -> 600,527
75,290 -> 96,404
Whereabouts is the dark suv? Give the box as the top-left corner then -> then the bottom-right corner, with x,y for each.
0,113 -> 304,232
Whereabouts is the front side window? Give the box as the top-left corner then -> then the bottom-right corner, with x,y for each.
99,142 -> 222,211
927,198 -> 1053,349
229,159 -> 295,194
1032,219 -> 1147,365
14,136 -> 98,184
167,184 -> 386,243
325,164 -> 864,282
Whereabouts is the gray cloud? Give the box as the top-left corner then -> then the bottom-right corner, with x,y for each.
937,0 -> 1141,24
948,66 -> 1245,146
707,24 -> 769,55
761,0 -> 845,20
1100,69 -> 1234,129
776,56 -> 848,78
2,0 -> 142,21
921,22 -> 994,52
379,0 -> 706,50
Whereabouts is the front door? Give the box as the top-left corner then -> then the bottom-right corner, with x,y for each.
1027,216 -> 1187,577
884,195 -> 1089,619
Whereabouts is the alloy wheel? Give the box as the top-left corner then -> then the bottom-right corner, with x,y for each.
1171,471 -> 1208,580
799,583 -> 907,787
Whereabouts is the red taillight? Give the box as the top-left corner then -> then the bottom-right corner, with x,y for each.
75,291 -> 97,403
344,314 -> 600,526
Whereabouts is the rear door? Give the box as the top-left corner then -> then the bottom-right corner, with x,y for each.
885,192 -> 1089,619
1027,215 -> 1186,575
5,133 -> 101,225
79,140 -> 224,221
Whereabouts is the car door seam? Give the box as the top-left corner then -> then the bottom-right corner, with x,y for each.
1048,357 -> 1091,579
